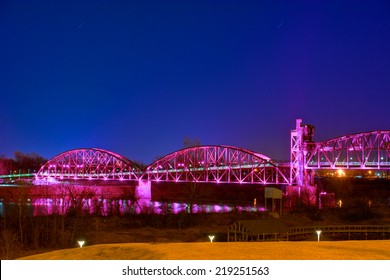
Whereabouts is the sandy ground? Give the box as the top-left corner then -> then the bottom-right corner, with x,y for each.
18,240 -> 390,260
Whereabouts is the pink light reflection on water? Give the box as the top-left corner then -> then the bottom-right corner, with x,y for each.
19,183 -> 267,216
8,198 -> 267,216
132,201 -> 266,215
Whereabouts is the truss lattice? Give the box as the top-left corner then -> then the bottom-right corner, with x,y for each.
36,148 -> 142,180
305,131 -> 390,169
142,145 -> 290,184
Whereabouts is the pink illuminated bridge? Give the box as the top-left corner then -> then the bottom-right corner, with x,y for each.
35,146 -> 290,185
32,128 -> 390,186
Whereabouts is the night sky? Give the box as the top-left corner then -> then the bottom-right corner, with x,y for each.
1,0 -> 389,164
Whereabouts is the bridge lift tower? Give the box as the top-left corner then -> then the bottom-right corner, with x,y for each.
290,119 -> 316,198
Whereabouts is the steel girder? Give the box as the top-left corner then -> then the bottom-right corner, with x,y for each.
36,148 -> 142,180
290,121 -> 304,186
305,131 -> 390,169
142,145 -> 290,184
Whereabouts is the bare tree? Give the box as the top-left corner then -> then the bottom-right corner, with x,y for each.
0,157 -> 16,175
183,136 -> 201,148
0,229 -> 20,259
14,151 -> 46,173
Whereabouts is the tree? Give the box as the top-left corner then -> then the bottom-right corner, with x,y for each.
0,229 -> 20,259
0,156 -> 16,175
14,151 -> 46,173
183,136 -> 201,148
132,160 -> 147,171
183,181 -> 201,214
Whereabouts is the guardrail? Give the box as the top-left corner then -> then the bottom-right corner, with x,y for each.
289,225 -> 390,239
0,173 -> 35,179
228,225 -> 390,242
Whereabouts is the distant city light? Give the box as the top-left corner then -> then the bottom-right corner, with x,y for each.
337,169 -> 345,177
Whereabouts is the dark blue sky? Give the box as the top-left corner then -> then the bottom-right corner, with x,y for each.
1,0 -> 389,164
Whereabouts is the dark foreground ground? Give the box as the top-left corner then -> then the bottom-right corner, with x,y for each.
18,240 -> 390,260
6,206 -> 390,260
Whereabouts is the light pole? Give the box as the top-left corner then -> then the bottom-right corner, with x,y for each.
316,230 -> 322,242
78,240 -> 85,248
208,235 -> 215,242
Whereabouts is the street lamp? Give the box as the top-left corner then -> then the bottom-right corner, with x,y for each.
208,235 -> 215,242
78,240 -> 85,248
316,230 -> 322,242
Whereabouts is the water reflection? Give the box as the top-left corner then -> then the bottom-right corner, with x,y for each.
0,198 -> 265,217
29,197 -> 140,216
150,201 -> 265,214
0,183 -> 266,216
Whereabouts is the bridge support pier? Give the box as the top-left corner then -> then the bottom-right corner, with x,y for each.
135,180 -> 151,212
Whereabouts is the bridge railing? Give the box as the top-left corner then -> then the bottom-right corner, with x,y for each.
228,224 -> 390,242
0,173 -> 36,179
289,225 -> 390,239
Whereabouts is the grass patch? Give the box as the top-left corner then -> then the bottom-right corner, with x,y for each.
18,240 -> 390,260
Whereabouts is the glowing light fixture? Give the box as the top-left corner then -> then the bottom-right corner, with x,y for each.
78,240 -> 85,248
208,235 -> 215,242
337,169 -> 344,177
316,230 -> 322,242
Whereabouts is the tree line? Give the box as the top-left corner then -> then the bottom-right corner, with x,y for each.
0,152 -> 47,175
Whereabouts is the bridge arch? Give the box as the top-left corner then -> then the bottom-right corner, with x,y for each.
36,148 -> 142,181
142,145 -> 290,184
305,130 -> 390,169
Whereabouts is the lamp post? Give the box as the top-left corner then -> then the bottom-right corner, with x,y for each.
208,235 -> 215,242
316,230 -> 322,242
78,240 -> 85,248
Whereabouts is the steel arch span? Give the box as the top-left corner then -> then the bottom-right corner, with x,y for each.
305,130 -> 390,169
36,148 -> 142,181
142,145 -> 290,184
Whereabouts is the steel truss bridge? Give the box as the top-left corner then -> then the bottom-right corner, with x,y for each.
35,148 -> 143,181
305,131 -> 390,169
143,145 -> 289,184
290,119 -> 390,187
34,146 -> 290,185
2,119 -> 389,188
